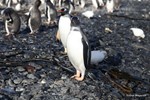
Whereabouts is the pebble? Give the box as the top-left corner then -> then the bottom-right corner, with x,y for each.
27,74 -> 36,79
17,67 -> 25,72
40,79 -> 46,84
13,78 -> 22,84
16,87 -> 25,92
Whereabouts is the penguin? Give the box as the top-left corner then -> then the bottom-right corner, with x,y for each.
67,16 -> 91,81
50,0 -> 56,6
28,0 -> 41,34
62,0 -> 75,14
56,8 -> 71,53
45,0 -> 57,25
78,0 -> 85,8
1,7 -> 21,36
15,0 -> 22,11
91,0 -> 104,9
106,0 -> 120,13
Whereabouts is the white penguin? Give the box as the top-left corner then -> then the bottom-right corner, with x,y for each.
56,8 -> 71,53
67,16 -> 91,81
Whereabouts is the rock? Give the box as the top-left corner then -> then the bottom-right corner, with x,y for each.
27,74 -> 36,79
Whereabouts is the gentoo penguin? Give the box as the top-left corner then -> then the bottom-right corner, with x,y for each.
106,0 -> 120,13
45,0 -> 57,25
56,8 -> 71,53
50,0 -> 56,6
28,0 -> 41,34
74,0 -> 85,8
91,0 -> 104,9
15,0 -> 22,11
67,16 -> 91,81
62,0 -> 75,14
1,7 -> 21,36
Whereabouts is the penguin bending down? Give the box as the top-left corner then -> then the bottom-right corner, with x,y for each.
45,0 -> 57,25
67,16 -> 91,81
1,7 -> 21,36
56,8 -> 71,53
28,0 -> 41,34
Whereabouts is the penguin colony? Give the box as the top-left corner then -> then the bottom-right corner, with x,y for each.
0,0 -> 120,81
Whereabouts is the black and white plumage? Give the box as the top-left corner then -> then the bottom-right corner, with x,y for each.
62,0 -> 75,14
1,7 -> 21,36
45,0 -> 57,25
91,0 -> 104,9
57,8 -> 71,53
28,0 -> 41,34
67,16 -> 91,81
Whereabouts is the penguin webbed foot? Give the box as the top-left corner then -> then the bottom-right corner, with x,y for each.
71,70 -> 84,81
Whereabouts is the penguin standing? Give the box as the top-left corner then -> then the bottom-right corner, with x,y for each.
1,7 -> 21,36
91,0 -> 104,9
67,16 -> 91,81
56,8 -> 71,53
28,0 -> 41,34
106,0 -> 120,13
45,0 -> 57,25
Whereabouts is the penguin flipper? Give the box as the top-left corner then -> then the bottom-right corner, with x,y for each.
81,33 -> 91,68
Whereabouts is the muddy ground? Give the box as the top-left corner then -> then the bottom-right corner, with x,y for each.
0,0 -> 150,100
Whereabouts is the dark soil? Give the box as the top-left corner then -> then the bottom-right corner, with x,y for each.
0,0 -> 150,100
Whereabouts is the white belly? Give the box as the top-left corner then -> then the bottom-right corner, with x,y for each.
59,16 -> 71,48
67,30 -> 84,71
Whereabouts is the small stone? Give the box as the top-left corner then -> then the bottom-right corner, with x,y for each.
27,74 -> 36,79
40,79 -> 46,84
61,75 -> 67,80
13,78 -> 22,84
17,67 -> 25,72
16,87 -> 25,92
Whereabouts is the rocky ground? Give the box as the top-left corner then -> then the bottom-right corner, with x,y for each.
0,0 -> 150,100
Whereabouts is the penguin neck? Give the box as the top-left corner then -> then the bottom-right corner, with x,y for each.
71,26 -> 80,31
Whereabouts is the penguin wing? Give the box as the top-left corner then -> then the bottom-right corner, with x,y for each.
81,31 -> 91,68
45,6 -> 48,19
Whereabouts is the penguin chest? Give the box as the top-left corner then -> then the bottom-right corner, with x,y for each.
59,16 -> 71,47
106,0 -> 114,13
67,31 -> 84,70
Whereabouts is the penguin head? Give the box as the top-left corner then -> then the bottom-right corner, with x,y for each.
71,16 -> 80,27
1,8 -> 15,22
34,0 -> 41,7
58,8 -> 69,15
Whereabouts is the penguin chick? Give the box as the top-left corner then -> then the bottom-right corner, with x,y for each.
1,7 -> 21,36
57,8 -> 71,53
67,16 -> 91,81
28,0 -> 41,34
45,0 -> 57,25
90,50 -> 107,65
